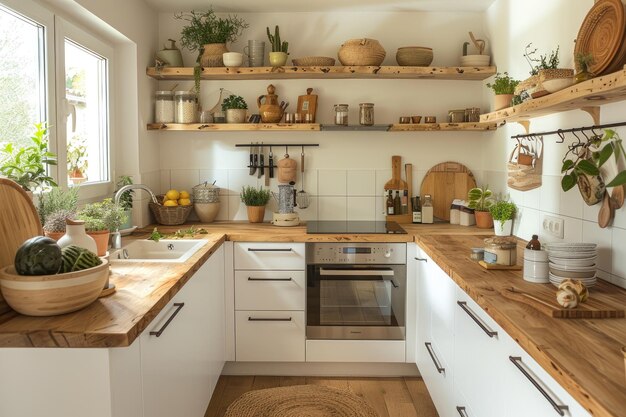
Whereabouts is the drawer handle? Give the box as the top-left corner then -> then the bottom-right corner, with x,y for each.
424,342 -> 445,374
509,356 -> 569,416
248,317 -> 292,322
149,302 -> 185,337
247,248 -> 293,252
248,277 -> 293,282
457,301 -> 498,338
456,406 -> 469,417
415,257 -> 428,262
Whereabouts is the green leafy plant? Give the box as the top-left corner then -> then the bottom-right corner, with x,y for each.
266,25 -> 289,53
561,129 -> 626,191
575,52 -> 594,74
37,186 -> 80,226
489,199 -> 517,229
78,198 -> 127,231
115,175 -> 134,210
43,209 -> 76,233
486,72 -> 520,95
176,9 -> 248,57
0,123 -> 57,191
67,135 -> 88,175
148,227 -> 164,242
221,95 -> 247,111
523,43 -> 560,76
240,186 -> 271,206
467,185 -> 495,211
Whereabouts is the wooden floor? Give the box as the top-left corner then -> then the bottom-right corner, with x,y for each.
204,376 -> 439,417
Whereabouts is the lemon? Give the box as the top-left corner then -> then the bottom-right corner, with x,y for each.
178,198 -> 192,206
179,190 -> 190,199
165,189 -> 180,201
163,200 -> 178,207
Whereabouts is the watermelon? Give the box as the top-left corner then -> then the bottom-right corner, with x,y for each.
60,245 -> 102,273
14,236 -> 63,276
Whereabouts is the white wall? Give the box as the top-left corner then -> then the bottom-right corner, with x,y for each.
154,11 -> 492,221
485,0 -> 626,289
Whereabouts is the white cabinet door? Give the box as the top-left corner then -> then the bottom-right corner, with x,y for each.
234,242 -> 305,270
140,250 -> 222,417
207,246 -> 226,396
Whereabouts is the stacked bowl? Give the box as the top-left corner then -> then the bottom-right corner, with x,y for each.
545,243 -> 598,287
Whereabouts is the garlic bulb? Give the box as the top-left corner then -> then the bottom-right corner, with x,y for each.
557,287 -> 580,308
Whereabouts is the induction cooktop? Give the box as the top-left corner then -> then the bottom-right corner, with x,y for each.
306,221 -> 408,234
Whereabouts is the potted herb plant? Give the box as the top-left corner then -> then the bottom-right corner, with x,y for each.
574,52 -> 594,83
176,8 -> 248,68
67,136 -> 88,185
489,199 -> 517,236
0,123 -> 57,194
518,44 -> 573,97
241,186 -> 270,223
222,95 -> 248,123
486,72 -> 520,111
266,25 -> 289,66
467,185 -> 495,229
38,186 -> 80,240
78,198 -> 127,256
115,175 -> 134,230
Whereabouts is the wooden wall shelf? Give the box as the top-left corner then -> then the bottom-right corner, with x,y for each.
480,66 -> 626,125
147,122 -> 497,132
146,65 -> 497,81
388,122 -> 498,132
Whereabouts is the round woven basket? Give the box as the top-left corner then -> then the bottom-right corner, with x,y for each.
149,196 -> 193,225
291,56 -> 336,66
396,46 -> 433,66
338,38 -> 386,66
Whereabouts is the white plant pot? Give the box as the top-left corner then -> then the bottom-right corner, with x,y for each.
494,219 -> 513,236
226,108 -> 247,123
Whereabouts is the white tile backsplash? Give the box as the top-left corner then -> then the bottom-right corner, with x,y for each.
318,170 -> 347,196
228,195 -> 248,221
159,170 -> 171,194
228,169 -> 259,195
347,197 -> 376,220
375,170 -> 392,196
199,169 -> 228,195
611,227 -> 626,279
170,169 -> 200,193
318,196 -> 347,221
582,220 -> 612,275
347,171 -> 376,196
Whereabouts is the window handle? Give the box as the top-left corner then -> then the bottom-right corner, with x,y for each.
63,98 -> 77,133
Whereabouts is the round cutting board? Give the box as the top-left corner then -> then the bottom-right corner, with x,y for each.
0,179 -> 43,314
419,162 -> 477,221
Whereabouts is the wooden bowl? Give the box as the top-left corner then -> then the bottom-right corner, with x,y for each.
0,260 -> 109,316
396,47 -> 433,66
291,56 -> 335,66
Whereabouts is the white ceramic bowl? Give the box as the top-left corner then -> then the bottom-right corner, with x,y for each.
549,267 -> 596,279
549,262 -> 597,272
223,52 -> 244,67
549,256 -> 597,267
460,54 -> 491,66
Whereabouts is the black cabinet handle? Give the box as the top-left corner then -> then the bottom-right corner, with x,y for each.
247,248 -> 293,252
509,356 -> 568,416
457,301 -> 498,338
248,277 -> 293,281
424,342 -> 445,374
150,302 -> 185,337
456,406 -> 469,417
415,257 -> 428,262
248,317 -> 292,322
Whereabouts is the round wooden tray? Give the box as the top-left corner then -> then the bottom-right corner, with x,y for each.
575,0 -> 626,76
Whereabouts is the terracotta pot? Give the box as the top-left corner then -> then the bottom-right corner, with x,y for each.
86,230 -> 110,256
44,230 -> 65,241
475,211 -> 494,229
69,167 -> 87,185
200,43 -> 228,67
268,51 -> 288,66
493,94 -> 514,111
246,205 -> 266,223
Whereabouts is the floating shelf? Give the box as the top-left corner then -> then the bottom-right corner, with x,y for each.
321,124 -> 391,131
388,122 -> 498,132
147,122 -> 497,132
147,123 -> 321,131
480,66 -> 626,125
146,65 -> 497,81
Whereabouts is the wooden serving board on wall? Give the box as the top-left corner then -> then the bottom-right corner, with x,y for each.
419,162 -> 476,221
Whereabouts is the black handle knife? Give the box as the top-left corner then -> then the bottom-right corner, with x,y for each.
249,145 -> 255,175
252,143 -> 258,175
258,146 -> 264,179
268,147 -> 274,178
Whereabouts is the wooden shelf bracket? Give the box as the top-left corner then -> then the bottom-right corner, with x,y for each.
581,106 -> 601,125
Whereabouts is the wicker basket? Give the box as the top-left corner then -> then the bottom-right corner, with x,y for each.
193,182 -> 220,203
291,56 -> 336,66
338,38 -> 386,66
149,196 -> 193,225
396,47 -> 433,66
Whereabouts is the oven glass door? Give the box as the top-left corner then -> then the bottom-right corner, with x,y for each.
307,265 -> 406,340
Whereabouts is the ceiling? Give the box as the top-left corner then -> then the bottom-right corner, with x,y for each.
144,0 -> 497,13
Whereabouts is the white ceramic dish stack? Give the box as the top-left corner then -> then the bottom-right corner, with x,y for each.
545,242 -> 598,287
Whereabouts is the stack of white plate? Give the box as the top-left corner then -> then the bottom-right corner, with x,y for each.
545,243 -> 598,287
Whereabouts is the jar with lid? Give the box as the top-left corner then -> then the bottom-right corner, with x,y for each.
422,194 -> 434,224
174,91 -> 197,123
333,104 -> 349,126
484,236 -> 517,266
359,103 -> 375,126
155,91 -> 174,123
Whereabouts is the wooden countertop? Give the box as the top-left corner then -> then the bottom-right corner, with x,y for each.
415,234 -> 626,417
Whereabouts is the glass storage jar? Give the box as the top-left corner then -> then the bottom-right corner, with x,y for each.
155,91 -> 174,123
333,104 -> 349,126
484,236 -> 517,266
359,103 -> 375,125
174,91 -> 197,123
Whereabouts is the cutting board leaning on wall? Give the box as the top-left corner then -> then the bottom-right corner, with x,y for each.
420,161 -> 477,221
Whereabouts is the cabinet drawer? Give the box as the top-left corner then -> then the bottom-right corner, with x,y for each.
306,340 -> 405,363
235,270 -> 305,310
235,311 -> 305,362
234,243 -> 305,270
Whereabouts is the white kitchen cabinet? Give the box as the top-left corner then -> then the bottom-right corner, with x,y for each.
235,270 -> 305,310
141,246 -> 225,417
234,242 -> 306,270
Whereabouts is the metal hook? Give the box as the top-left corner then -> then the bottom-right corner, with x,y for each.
572,130 -> 582,145
285,145 -> 289,157
581,129 -> 590,141
556,130 -> 565,144
301,145 -> 304,156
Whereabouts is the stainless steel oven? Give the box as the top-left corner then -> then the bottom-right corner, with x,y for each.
306,243 -> 407,340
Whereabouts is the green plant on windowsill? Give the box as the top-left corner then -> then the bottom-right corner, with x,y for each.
0,123 -> 57,191
78,198 -> 127,232
240,186 -> 270,206
486,72 -> 520,95
37,186 -> 80,227
221,95 -> 247,110
67,135 -> 88,181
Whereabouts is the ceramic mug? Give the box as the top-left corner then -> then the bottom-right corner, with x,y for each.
223,52 -> 243,67
399,116 -> 411,124
424,116 -> 437,123
411,116 -> 422,124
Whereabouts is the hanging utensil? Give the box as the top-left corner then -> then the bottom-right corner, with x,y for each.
296,146 -> 310,209
249,143 -> 256,176
277,148 -> 297,184
258,143 -> 264,179
268,146 -> 274,178
252,142 -> 259,175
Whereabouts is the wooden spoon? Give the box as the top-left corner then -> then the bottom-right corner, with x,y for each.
598,191 -> 616,228
611,184 -> 625,209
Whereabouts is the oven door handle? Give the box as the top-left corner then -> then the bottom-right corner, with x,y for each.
319,269 -> 395,276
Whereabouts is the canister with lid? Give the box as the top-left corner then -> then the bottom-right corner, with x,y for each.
174,91 -> 197,123
155,91 -> 174,123
359,103 -> 375,125
193,181 -> 220,223
333,104 -> 349,125
484,236 -> 517,266
459,206 -> 475,226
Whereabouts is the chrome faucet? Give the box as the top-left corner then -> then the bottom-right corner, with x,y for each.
111,184 -> 159,249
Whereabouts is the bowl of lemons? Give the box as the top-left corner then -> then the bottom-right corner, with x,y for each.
149,189 -> 194,225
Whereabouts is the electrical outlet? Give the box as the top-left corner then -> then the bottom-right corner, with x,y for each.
542,215 -> 564,239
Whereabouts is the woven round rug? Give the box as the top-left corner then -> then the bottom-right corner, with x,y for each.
224,384 -> 379,417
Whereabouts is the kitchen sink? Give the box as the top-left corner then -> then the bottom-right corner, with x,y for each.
110,239 -> 207,263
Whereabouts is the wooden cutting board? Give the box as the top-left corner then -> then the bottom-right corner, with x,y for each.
501,284 -> 625,319
420,162 -> 476,221
0,179 -> 43,315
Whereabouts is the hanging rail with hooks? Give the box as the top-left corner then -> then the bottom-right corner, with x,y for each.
235,144 -> 319,148
510,121 -> 626,143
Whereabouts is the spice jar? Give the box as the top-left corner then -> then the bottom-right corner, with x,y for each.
459,206 -> 475,226
333,104 -> 349,126
155,91 -> 174,123
449,200 -> 462,225
174,91 -> 197,123
484,236 -> 517,266
359,103 -> 375,125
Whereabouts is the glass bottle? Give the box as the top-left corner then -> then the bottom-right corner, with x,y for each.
526,234 -> 541,250
386,190 -> 395,215
412,196 -> 422,224
401,190 -> 408,214
333,104 -> 349,126
422,194 -> 434,224
359,103 -> 375,126
393,191 -> 401,215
